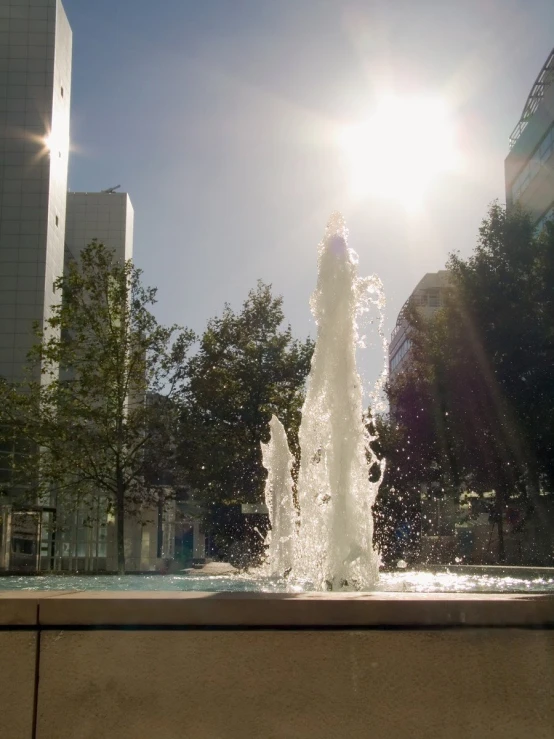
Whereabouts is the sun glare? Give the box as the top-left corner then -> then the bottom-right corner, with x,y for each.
42,126 -> 69,156
338,96 -> 459,209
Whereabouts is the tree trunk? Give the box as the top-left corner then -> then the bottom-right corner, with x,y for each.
116,479 -> 125,575
525,463 -> 551,564
495,487 -> 505,563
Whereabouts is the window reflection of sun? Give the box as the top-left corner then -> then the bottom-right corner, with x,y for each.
338,96 -> 459,210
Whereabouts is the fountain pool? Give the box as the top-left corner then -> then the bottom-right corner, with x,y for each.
1,568 -> 553,592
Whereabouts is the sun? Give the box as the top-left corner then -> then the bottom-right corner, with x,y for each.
338,96 -> 459,208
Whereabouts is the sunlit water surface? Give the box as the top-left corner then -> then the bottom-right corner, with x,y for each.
1,571 -> 553,593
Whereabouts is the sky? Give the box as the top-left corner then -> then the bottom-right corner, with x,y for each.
62,0 -> 554,392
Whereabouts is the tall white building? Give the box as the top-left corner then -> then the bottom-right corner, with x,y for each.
0,3 -> 177,574
0,0 -> 72,383
54,190 -> 139,573
65,190 -> 134,263
0,0 -> 71,571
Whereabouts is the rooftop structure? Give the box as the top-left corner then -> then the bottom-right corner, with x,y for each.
505,47 -> 554,230
509,48 -> 554,149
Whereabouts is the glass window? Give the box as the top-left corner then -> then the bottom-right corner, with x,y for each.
540,139 -> 553,163
12,538 -> 35,555
391,338 -> 412,370
513,124 -> 554,200
428,290 -> 441,307
535,205 -> 554,234
539,134 -> 550,159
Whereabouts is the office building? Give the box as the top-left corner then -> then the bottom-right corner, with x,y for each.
389,271 -> 451,380
0,4 -> 176,572
0,0 -> 72,383
65,190 -> 134,264
55,189 -> 142,573
505,47 -> 554,231
0,0 -> 71,571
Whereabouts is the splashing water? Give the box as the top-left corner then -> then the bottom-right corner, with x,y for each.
261,415 -> 296,577
263,213 -> 385,590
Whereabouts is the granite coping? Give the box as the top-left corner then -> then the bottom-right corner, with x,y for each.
0,591 -> 78,625
0,591 -> 553,628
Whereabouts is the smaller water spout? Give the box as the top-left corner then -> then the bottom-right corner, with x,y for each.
261,415 -> 296,577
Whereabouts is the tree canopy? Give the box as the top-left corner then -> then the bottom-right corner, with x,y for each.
382,204 -> 554,563
0,242 -> 194,573
178,281 -> 313,565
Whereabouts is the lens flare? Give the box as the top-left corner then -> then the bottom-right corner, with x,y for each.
338,96 -> 460,208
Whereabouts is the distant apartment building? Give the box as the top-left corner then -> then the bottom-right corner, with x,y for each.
505,47 -> 554,231
53,190 -> 137,572
389,271 -> 451,381
65,190 -> 134,264
0,0 -> 72,383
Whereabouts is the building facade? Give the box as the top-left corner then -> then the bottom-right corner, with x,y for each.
389,270 -> 451,381
0,2 -> 177,572
505,47 -> 554,230
65,190 -> 134,263
53,196 -> 177,573
0,0 -> 71,571
0,0 -> 72,383
53,188 -> 141,573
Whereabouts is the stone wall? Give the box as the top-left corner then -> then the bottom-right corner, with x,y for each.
0,592 -> 553,739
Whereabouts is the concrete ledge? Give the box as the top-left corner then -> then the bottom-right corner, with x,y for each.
0,632 -> 37,739
1,593 -> 553,739
0,591 -> 551,628
36,629 -> 554,739
0,592 -> 40,626
0,590 -> 89,626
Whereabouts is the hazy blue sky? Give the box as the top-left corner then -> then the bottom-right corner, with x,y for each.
63,0 -> 554,389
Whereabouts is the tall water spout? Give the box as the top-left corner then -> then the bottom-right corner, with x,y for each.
261,415 -> 296,577
291,213 -> 384,590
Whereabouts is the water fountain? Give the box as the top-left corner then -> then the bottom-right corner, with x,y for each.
259,214 -> 554,595
1,215 -> 553,595
262,212 -> 385,590
3,224 -> 551,739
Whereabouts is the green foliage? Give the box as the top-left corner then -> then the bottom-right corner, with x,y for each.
448,204 -> 554,493
0,242 -> 195,572
385,203 -> 554,562
179,281 -> 313,563
370,412 -> 424,563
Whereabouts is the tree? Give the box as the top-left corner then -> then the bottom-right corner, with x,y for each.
0,242 -> 194,573
370,411 -> 427,564
386,204 -> 554,563
449,204 -> 554,489
447,204 -> 554,559
178,281 -> 313,565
